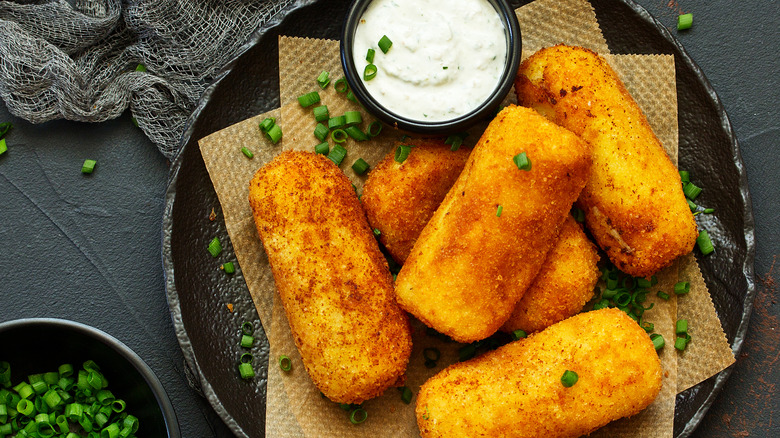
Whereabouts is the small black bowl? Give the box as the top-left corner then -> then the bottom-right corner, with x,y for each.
340,0 -> 521,136
0,318 -> 180,437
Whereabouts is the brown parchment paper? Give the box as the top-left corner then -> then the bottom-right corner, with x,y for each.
196,0 -> 734,435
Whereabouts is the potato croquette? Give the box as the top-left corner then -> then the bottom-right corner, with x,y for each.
515,45 -> 697,278
362,138 -> 471,264
395,105 -> 592,343
248,151 -> 412,404
416,308 -> 663,438
502,216 -> 600,333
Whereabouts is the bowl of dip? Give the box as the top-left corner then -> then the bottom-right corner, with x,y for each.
340,0 -> 521,135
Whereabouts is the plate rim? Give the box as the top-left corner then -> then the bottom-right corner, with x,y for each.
161,0 -> 757,436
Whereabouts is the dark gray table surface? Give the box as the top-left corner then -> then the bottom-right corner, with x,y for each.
1,1 -> 777,436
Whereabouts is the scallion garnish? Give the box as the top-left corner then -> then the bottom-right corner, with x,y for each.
511,329 -> 527,341
697,230 -> 714,255
373,228 -> 381,237
0,122 -> 13,138
399,386 -> 412,404
363,64 -> 377,81
378,35 -> 392,53
135,64 -> 147,72
677,13 -> 693,31
679,170 -> 690,183
350,407 -> 368,424
352,158 -> 370,175
674,281 -> 690,295
676,319 -> 688,335
703,208 -> 715,214
561,370 -> 578,387
651,333 -> 665,350
238,362 -> 255,379
513,152 -> 531,171
496,205 -> 503,217
335,78 -> 349,93
297,91 -> 321,108
366,48 -> 376,63
657,291 -> 670,300
328,115 -> 346,130
683,182 -> 702,200
345,126 -> 368,141
571,207 -> 585,222
327,144 -> 347,166
240,335 -> 254,348
207,237 -> 222,257
316,71 -> 330,89
367,121 -> 383,137
344,111 -> 362,126
242,321 -> 254,335
259,117 -> 275,133
675,334 -> 691,351
314,142 -> 330,155
265,123 -> 282,144
346,90 -> 357,102
279,355 -> 292,372
0,138 -> 8,156
394,145 -> 411,163
313,105 -> 330,122
222,262 -> 235,274
445,135 -> 463,151
81,159 -> 97,174
314,123 -> 329,141
241,147 -> 254,159
331,129 -> 348,144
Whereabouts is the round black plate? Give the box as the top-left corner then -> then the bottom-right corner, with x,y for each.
162,0 -> 755,436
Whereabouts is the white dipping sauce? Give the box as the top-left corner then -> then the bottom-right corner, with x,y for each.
353,0 -> 507,122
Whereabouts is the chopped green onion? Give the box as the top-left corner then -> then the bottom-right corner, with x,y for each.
571,207 -> 585,222
373,228 -> 381,237
222,262 -> 235,274
241,147 -> 254,159
240,335 -> 254,348
511,329 -> 527,341
496,205 -> 503,217
0,361 -> 10,387
207,237 -> 222,257
345,126 -> 369,141
445,135 -> 463,152
367,121 -> 383,137
399,386 -> 412,404
240,352 -> 253,364
314,142 -> 330,155
0,138 -> 7,156
378,35 -> 392,53
592,298 -> 610,310
677,13 -> 693,30
350,407 -> 368,424
676,319 -> 688,335
423,348 -> 441,362
657,291 -> 670,300
335,78 -> 349,93
347,90 -> 357,102
327,144 -> 347,166
366,48 -> 376,63
394,145 -> 411,163
259,117 -> 275,133
316,71 -> 330,89
636,277 -> 652,288
314,123 -> 329,141
641,321 -> 655,332
135,64 -> 147,72
513,152 -> 531,171
328,116 -> 346,130
683,182 -> 702,200
363,64 -> 377,81
679,170 -> 690,183
242,321 -> 254,335
560,370 -> 578,387
650,333 -> 665,350
0,122 -> 13,138
687,199 -> 698,211
352,158 -> 370,175
279,355 -> 292,372
674,281 -> 690,295
265,123 -> 282,144
331,129 -> 348,143
238,362 -> 254,379
344,111 -> 362,126
703,208 -> 715,214
313,105 -> 330,122
81,159 -> 97,174
297,91 -> 321,108
697,230 -> 715,255
675,336 -> 690,351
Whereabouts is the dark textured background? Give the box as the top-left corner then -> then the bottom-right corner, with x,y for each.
1,0 -> 777,436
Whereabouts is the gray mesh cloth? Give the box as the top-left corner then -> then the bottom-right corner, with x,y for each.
0,0 -> 296,159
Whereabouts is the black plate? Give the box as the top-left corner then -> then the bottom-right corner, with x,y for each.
162,0 -> 755,436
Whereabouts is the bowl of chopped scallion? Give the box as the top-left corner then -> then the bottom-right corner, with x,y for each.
0,318 -> 180,437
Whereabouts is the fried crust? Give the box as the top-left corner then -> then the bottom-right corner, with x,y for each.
248,151 -> 412,404
362,138 -> 471,264
515,45 -> 697,277
395,105 -> 592,343
416,308 -> 663,438
502,216 -> 600,333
